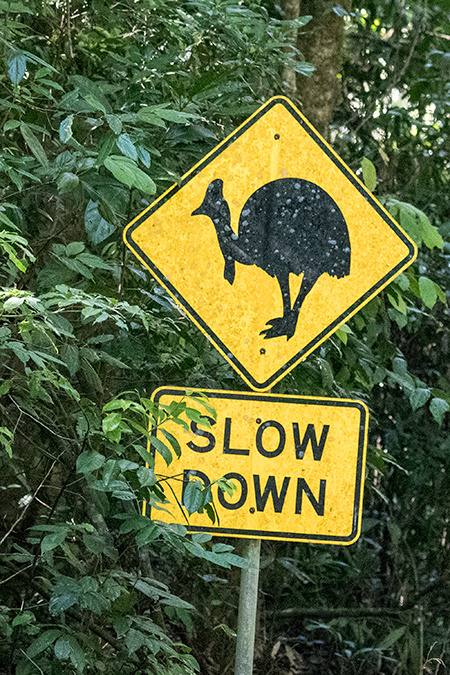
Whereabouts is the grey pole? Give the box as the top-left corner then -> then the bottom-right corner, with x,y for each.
234,538 -> 261,675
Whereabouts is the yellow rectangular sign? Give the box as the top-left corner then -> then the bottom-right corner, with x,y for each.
150,387 -> 368,545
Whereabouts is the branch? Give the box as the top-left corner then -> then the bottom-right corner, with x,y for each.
0,451 -> 63,547
9,396 -> 77,442
272,606 -> 413,619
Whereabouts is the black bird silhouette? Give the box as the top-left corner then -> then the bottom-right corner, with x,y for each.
191,177 -> 351,340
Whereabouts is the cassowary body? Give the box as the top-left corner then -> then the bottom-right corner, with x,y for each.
192,178 -> 351,340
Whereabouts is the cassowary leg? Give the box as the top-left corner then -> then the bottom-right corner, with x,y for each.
278,269 -> 292,318
260,270 -> 293,339
292,271 -> 320,314
284,271 -> 320,337
260,271 -> 320,340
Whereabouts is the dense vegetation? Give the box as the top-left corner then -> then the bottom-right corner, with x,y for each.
1,0 -> 450,673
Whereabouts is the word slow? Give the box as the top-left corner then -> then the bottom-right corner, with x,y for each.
187,416 -> 330,460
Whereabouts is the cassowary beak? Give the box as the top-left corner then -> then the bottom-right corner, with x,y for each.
191,204 -> 204,217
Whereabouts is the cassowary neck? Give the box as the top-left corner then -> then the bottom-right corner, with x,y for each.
209,204 -> 232,251
210,204 -> 254,270
208,202 -> 237,283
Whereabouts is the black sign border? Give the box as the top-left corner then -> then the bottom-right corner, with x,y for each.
125,97 -> 416,390
150,387 -> 368,545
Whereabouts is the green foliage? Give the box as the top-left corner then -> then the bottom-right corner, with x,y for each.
385,199 -> 444,251
0,2 -> 311,672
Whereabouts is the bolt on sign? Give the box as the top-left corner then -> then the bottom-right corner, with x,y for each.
150,388 -> 369,545
124,96 -> 417,391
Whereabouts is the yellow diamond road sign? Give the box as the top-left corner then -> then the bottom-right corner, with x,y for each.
124,97 -> 417,391
150,388 -> 368,545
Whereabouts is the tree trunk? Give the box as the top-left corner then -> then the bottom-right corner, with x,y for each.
281,0 -> 301,98
294,0 -> 352,138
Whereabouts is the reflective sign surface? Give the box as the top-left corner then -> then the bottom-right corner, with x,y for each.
125,97 -> 417,390
150,387 -> 369,545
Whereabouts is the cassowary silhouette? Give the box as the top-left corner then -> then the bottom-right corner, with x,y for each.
191,178 -> 351,340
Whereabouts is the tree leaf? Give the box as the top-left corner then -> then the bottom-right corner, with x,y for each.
392,357 -> 407,376
419,216 -> 444,250
149,435 -> 173,465
419,276 -> 437,308
10,341 -> 29,363
124,628 -> 146,654
293,61 -> 315,76
134,579 -> 159,600
106,113 -> 122,134
59,114 -> 74,143
183,479 -> 205,515
159,593 -> 195,610
102,412 -> 122,433
83,532 -> 107,554
12,611 -> 35,627
57,171 -> 79,194
378,625 -> 406,650
84,200 -> 115,244
138,145 -> 151,168
49,577 -> 81,614
116,133 -> 138,161
361,157 -> 377,192
67,636 -> 87,672
332,5 -> 348,17
66,241 -> 84,256
22,49 -> 57,72
137,466 -> 157,487
76,450 -> 106,473
80,358 -> 103,392
153,108 -> 197,123
160,428 -> 181,458
388,199 -> 422,245
104,155 -> 156,194
409,388 -> 431,412
1,1 -> 34,13
429,397 -> 449,425
96,131 -> 117,166
335,327 -> 347,344
4,120 -> 20,131
137,108 -> 168,126
8,51 -> 27,85
27,629 -> 61,658
41,528 -> 68,554
83,93 -> 106,114
20,122 -> 48,167
4,296 -> 25,309
54,636 -> 72,660
290,14 -> 313,27
387,292 -> 407,314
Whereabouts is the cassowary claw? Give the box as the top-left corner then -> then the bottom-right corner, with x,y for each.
260,312 -> 298,340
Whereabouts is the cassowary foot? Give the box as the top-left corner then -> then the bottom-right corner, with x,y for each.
260,312 -> 299,340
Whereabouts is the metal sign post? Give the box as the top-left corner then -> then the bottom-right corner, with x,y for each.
148,387 -> 370,673
234,539 -> 261,675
